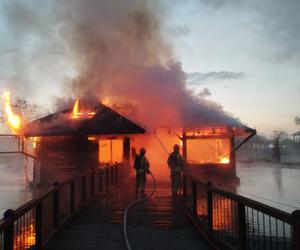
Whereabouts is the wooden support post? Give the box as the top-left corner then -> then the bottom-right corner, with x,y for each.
292,210 -> 300,250
3,209 -> 14,250
35,203 -> 43,249
21,136 -> 24,153
106,167 -> 109,191
182,130 -> 187,161
230,133 -> 236,177
111,166 -> 114,184
91,172 -> 95,198
192,182 -> 197,217
53,182 -> 60,228
99,170 -> 103,194
115,164 -> 119,184
237,203 -> 247,250
81,176 -> 86,203
207,182 -> 213,232
182,175 -> 187,203
70,181 -> 75,214
18,136 -> 20,152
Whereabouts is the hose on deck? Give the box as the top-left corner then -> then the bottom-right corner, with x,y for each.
123,171 -> 156,250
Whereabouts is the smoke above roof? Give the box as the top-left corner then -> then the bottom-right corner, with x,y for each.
2,0 -> 243,129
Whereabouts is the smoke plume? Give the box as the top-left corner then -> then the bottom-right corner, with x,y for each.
2,0 -> 241,129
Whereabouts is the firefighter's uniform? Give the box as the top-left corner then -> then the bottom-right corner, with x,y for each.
134,153 -> 150,196
167,151 -> 185,195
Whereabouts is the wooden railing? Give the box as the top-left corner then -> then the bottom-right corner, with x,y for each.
0,163 -> 125,250
180,172 -> 300,250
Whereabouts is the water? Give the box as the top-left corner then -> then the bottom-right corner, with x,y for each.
0,153 -> 299,217
236,162 -> 300,213
0,154 -> 35,216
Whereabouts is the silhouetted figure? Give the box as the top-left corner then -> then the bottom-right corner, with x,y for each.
134,148 -> 150,197
167,144 -> 186,196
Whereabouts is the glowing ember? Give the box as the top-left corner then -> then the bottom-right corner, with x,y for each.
2,91 -> 21,134
71,99 -> 95,119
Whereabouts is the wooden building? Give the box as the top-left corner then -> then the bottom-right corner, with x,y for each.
23,103 -> 145,186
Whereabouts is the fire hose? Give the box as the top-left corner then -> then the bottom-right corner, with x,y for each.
123,170 -> 156,250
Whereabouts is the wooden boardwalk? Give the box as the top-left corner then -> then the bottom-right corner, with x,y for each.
45,180 -> 212,250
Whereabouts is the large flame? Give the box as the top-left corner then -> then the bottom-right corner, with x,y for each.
71,98 -> 95,119
2,91 -> 21,134
72,99 -> 80,119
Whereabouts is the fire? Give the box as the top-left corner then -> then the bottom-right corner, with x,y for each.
29,137 -> 38,149
14,222 -> 36,250
71,99 -> 95,119
2,91 -> 21,134
220,157 -> 230,164
72,99 -> 79,118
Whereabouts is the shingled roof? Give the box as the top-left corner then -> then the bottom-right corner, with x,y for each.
24,104 -> 145,137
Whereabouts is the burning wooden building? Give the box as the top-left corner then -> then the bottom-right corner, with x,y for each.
23,100 -> 145,186
180,125 -> 256,181
22,98 -> 256,186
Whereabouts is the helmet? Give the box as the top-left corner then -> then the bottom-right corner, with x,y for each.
140,147 -> 146,154
173,144 -> 180,151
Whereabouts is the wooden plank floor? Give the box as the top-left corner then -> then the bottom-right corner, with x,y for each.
45,180 -> 212,250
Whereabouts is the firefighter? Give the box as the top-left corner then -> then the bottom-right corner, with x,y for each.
134,147 -> 150,197
167,144 -> 186,196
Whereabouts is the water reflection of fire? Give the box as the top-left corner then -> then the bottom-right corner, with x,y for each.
14,222 -> 36,250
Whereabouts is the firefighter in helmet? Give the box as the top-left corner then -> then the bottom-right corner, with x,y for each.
167,144 -> 186,195
134,147 -> 150,197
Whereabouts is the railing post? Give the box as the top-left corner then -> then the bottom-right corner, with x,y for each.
115,164 -> 118,184
111,166 -> 114,184
207,182 -> 213,232
35,203 -> 43,249
292,210 -> 300,250
237,203 -> 247,250
53,182 -> 60,228
70,181 -> 75,214
81,176 -> 87,203
182,175 -> 187,203
106,167 -> 109,191
192,181 -> 197,217
3,209 -> 14,250
91,171 -> 95,198
99,169 -> 103,194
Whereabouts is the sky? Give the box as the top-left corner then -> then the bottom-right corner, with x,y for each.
0,0 -> 300,136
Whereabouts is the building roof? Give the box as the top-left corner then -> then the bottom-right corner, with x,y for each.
24,103 -> 145,137
292,131 -> 300,137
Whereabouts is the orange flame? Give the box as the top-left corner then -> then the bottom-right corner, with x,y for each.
14,222 -> 36,250
72,99 -> 80,119
71,99 -> 95,119
2,91 -> 21,134
220,157 -> 230,164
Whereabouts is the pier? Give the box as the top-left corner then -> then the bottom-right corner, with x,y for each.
0,163 -> 299,250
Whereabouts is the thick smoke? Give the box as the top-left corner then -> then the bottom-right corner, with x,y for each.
1,0 -> 241,129
51,0 -> 240,129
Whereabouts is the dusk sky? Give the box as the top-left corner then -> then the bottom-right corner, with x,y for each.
0,0 -> 300,136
